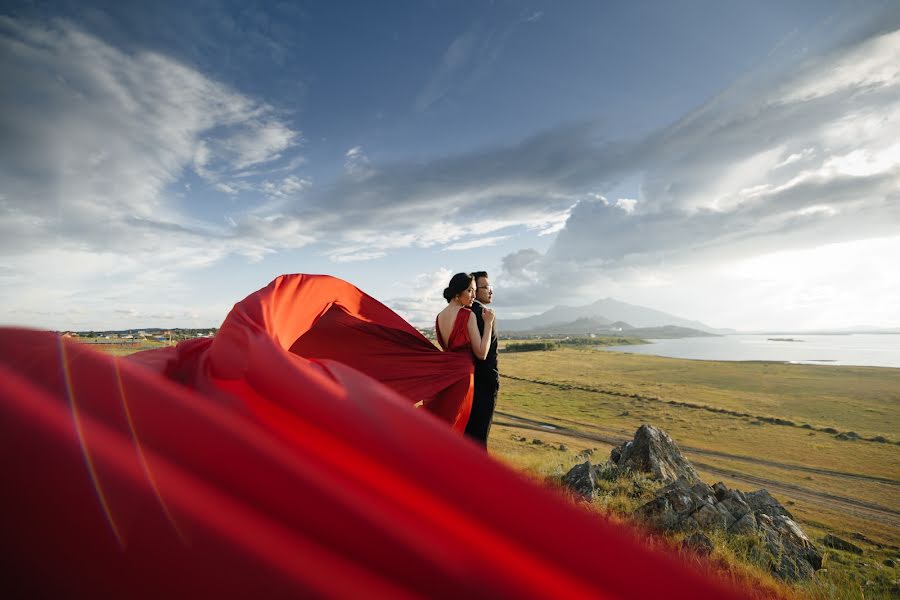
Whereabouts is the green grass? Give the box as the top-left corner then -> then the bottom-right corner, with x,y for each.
488,347 -> 900,598
491,427 -> 900,599
80,339 -> 172,356
498,348 -> 900,439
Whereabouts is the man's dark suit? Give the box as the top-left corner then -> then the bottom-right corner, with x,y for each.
465,300 -> 499,446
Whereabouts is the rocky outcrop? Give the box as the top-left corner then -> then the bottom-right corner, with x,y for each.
608,424 -> 700,484
562,424 -> 824,582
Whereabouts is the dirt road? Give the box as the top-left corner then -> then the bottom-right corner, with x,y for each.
495,411 -> 900,530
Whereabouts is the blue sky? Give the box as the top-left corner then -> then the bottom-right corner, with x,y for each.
2,0 -> 899,331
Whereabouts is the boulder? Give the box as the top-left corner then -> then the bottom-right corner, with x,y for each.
745,489 -> 793,520
718,492 -> 752,521
728,513 -> 757,535
562,461 -> 596,500
604,428 -> 824,582
688,502 -> 732,531
609,425 -> 700,484
756,514 -> 823,580
712,482 -> 729,501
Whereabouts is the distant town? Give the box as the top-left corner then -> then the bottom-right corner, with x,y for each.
62,328 -> 218,344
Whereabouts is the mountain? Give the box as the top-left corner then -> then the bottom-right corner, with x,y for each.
499,297 -> 721,333
514,321 -> 714,338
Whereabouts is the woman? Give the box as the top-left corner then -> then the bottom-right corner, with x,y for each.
436,272 -> 495,361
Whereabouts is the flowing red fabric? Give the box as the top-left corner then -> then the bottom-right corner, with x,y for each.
0,274 -> 751,599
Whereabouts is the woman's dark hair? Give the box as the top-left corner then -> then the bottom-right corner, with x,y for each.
443,272 -> 474,302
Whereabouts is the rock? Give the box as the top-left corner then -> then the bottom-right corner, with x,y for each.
775,552 -> 816,581
744,489 -> 793,519
689,502 -> 731,531
575,448 -> 594,460
620,428 -> 822,582
511,434 -> 527,442
728,513 -> 756,535
757,514 -> 822,580
634,495 -> 680,531
688,481 -> 717,505
712,482 -> 728,501
835,431 -> 861,441
823,534 -> 864,555
562,461 -> 596,500
884,558 -> 896,567
609,425 -> 700,484
531,438 -> 544,445
557,444 -> 568,452
682,532 -> 714,557
718,492 -> 752,521
609,446 -> 622,463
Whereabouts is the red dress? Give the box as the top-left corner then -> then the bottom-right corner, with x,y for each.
432,307 -> 476,431
0,274 -> 752,599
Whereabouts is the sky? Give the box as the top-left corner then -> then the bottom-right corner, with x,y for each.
2,0 -> 899,332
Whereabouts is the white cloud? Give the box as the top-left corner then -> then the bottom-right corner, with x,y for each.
0,18 -> 312,327
615,198 -> 637,213
386,267 -> 453,325
443,235 -> 510,251
344,146 -> 375,179
778,28 -> 900,103
494,23 -> 900,329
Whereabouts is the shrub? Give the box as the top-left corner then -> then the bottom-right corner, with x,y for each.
504,341 -> 558,353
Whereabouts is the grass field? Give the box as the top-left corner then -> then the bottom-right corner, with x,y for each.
488,347 -> 900,599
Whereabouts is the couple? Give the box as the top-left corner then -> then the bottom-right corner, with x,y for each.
436,271 -> 499,447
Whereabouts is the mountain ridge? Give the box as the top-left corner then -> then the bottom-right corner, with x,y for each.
499,297 -> 724,334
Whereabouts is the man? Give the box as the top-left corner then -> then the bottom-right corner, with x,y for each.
465,271 -> 499,447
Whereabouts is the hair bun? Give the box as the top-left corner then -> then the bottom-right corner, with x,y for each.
442,287 -> 453,301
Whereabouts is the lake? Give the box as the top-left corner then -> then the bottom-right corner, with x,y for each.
600,333 -> 900,368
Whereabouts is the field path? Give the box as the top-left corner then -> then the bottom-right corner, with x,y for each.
501,374 -> 897,445
495,411 -> 900,530
495,411 -> 900,486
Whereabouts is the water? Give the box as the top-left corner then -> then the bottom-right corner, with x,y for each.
599,334 -> 900,368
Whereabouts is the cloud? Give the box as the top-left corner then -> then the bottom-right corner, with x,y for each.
476,18 -> 900,329
0,17 -> 307,261
0,17 -> 313,327
442,235 -> 511,251
490,23 -> 900,312
385,267 -> 453,326
413,18 -> 518,113
344,146 -> 375,180
414,25 -> 480,112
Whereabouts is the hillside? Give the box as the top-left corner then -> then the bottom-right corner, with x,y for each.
490,347 -> 900,598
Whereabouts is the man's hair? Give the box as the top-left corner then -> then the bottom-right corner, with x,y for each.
471,270 -> 489,281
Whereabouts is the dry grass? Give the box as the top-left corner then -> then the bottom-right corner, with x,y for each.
491,425 -> 900,599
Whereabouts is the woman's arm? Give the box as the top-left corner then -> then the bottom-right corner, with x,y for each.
467,310 -> 494,360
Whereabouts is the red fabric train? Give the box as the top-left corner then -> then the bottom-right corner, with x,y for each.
0,274 -> 750,599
